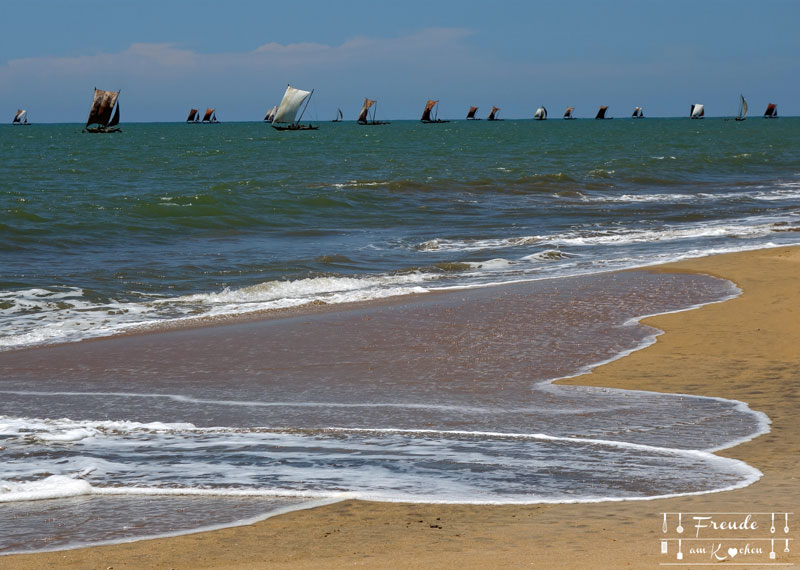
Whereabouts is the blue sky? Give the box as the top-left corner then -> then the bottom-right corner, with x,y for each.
2,0 -> 798,122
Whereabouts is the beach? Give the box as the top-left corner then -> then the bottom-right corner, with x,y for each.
2,245 -> 797,569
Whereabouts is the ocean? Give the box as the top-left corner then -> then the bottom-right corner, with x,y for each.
0,118 -> 797,553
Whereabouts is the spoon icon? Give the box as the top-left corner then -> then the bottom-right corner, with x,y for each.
785,513 -> 789,534
771,513 -> 776,534
662,513 -> 668,533
676,513 -> 684,534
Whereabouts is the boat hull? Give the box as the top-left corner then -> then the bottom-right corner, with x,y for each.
272,124 -> 318,131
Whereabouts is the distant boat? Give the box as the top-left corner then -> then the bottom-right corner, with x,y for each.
487,106 -> 502,121
201,108 -> 219,123
595,106 -> 610,120
186,108 -> 199,123
764,103 -> 778,119
357,98 -> 388,125
421,99 -> 449,123
272,84 -> 318,131
734,95 -> 747,121
534,106 -> 547,120
563,106 -> 575,120
263,105 -> 277,122
632,106 -> 644,119
84,88 -> 121,133
690,103 -> 705,119
332,108 -> 343,122
466,106 -> 479,120
12,109 -> 29,125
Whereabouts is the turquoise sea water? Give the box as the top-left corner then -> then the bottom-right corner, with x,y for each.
1,118 -> 799,347
0,118 -> 796,553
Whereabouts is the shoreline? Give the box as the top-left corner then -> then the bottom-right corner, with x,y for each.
3,246 -> 798,568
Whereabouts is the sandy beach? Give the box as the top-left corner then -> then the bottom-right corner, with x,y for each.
3,245 -> 798,569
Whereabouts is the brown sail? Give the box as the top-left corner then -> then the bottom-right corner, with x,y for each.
187,109 -> 199,122
488,106 -> 500,121
764,103 -> 778,118
85,88 -> 121,132
563,106 -> 575,119
202,108 -> 217,122
421,99 -> 437,122
595,106 -> 608,120
466,106 -> 478,119
358,98 -> 376,123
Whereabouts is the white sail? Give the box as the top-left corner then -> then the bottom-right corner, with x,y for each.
691,103 -> 704,118
740,95 -> 748,119
273,85 -> 312,124
534,106 -> 547,119
13,109 -> 27,123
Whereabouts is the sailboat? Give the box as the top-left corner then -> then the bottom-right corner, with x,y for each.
466,106 -> 479,120
84,88 -> 121,133
534,106 -> 547,120
264,106 -> 277,122
487,106 -> 502,121
735,95 -> 747,121
764,103 -> 778,119
12,109 -> 29,125
563,106 -> 575,120
357,98 -> 388,125
632,106 -> 644,119
271,84 -> 317,131
595,106 -> 611,120
186,109 -> 199,122
201,108 -> 219,123
421,100 -> 449,123
332,108 -> 343,122
690,103 -> 705,119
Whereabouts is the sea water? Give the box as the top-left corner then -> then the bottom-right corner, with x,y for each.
1,118 -> 797,553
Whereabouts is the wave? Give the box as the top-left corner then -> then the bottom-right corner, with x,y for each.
0,415 -> 762,506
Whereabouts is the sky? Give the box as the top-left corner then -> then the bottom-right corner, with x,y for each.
2,0 -> 798,122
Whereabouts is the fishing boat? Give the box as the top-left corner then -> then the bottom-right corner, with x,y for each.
12,109 -> 29,125
84,88 -> 121,133
690,103 -> 705,119
595,106 -> 611,120
563,106 -> 575,120
357,98 -> 388,125
421,100 -> 449,123
201,108 -> 219,123
264,106 -> 277,122
487,106 -> 502,121
186,109 -> 199,122
764,103 -> 778,119
632,106 -> 644,118
272,85 -> 318,131
332,108 -> 343,122
735,95 -> 747,121
534,106 -> 547,120
466,106 -> 479,120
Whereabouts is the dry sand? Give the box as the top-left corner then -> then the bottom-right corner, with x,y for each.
4,246 -> 799,569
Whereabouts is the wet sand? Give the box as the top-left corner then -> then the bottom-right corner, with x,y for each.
3,246 -> 799,569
